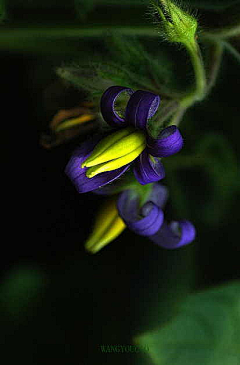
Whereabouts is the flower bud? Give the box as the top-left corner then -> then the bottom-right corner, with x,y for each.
152,0 -> 198,45
85,199 -> 126,254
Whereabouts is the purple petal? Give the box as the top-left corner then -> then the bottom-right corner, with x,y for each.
147,125 -> 183,157
148,183 -> 169,209
117,190 -> 164,236
133,149 -> 165,185
65,135 -> 130,193
125,90 -> 160,130
149,220 -> 196,249
100,86 -> 133,128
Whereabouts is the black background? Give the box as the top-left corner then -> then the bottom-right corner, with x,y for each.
1,1 -> 240,364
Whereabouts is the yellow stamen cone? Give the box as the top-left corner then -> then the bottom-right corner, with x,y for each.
81,127 -> 135,168
82,127 -> 136,168
85,199 -> 126,254
86,143 -> 145,178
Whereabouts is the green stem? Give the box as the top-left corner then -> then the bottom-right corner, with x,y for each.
203,24 -> 240,40
222,40 -> 240,63
169,41 -> 207,127
205,41 -> 224,96
180,41 -> 207,108
0,26 -> 158,54
170,106 -> 187,127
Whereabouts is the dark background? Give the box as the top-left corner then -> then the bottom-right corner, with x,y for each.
1,1 -> 240,364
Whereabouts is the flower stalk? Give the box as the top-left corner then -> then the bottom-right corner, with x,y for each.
180,41 -> 207,108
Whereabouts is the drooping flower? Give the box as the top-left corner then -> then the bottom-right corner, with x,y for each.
65,86 -> 183,193
85,182 -> 196,253
117,183 -> 196,249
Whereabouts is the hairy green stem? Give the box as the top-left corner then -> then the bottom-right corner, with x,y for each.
180,41 -> 207,108
169,41 -> 207,127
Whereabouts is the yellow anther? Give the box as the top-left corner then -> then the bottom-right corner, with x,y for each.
82,127 -> 135,168
81,126 -> 146,177
86,143 -> 145,178
85,199 -> 126,254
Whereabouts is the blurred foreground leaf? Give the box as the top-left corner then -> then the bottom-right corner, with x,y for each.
0,265 -> 46,318
136,280 -> 240,365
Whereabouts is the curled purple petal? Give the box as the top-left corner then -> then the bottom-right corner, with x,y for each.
147,125 -> 183,157
100,86 -> 133,128
65,135 -> 130,193
117,190 -> 164,236
149,220 -> 196,249
148,183 -> 169,209
125,90 -> 160,130
133,149 -> 165,185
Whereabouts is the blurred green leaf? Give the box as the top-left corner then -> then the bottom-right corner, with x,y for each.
136,280 -> 240,365
106,35 -> 178,94
0,265 -> 46,318
0,0 -> 6,21
56,63 -> 114,100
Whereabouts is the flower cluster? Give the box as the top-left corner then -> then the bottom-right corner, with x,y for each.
65,86 -> 196,253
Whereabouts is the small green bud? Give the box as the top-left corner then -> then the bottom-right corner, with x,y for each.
151,0 -> 198,45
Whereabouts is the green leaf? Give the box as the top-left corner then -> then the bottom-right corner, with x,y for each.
107,35 -> 185,95
56,63 -> 114,100
136,280 -> 240,365
57,35 -> 187,101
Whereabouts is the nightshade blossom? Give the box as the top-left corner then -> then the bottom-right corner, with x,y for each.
65,86 -> 184,193
117,183 -> 196,249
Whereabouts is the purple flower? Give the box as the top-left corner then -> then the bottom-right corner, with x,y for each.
65,86 -> 183,193
117,183 -> 196,249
